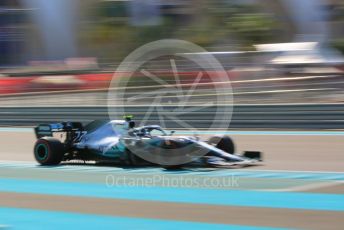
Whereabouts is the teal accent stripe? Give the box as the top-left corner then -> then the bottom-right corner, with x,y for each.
2,127 -> 344,136
0,207 -> 288,230
0,128 -> 32,132
0,178 -> 343,211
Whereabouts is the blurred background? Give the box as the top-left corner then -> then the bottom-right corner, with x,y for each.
0,0 -> 344,112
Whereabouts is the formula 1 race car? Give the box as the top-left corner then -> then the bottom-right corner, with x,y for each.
33,117 -> 262,168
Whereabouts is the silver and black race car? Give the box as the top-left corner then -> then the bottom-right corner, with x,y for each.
33,117 -> 262,168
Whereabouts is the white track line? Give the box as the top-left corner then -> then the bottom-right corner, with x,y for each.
0,160 -> 343,174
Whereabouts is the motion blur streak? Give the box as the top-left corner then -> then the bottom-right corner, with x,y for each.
20,0 -> 78,59
1,0 -> 344,229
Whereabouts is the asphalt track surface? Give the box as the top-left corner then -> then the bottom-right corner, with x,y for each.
0,129 -> 343,229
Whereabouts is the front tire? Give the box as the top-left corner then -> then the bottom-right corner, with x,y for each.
208,135 -> 235,154
34,137 -> 65,165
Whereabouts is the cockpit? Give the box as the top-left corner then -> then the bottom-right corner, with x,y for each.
129,126 -> 168,138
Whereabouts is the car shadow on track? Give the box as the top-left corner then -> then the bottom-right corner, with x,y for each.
47,161 -> 257,173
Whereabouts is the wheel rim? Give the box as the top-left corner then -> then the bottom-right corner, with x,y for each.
35,143 -> 48,161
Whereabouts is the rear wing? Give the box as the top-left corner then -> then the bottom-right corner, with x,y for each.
34,122 -> 83,139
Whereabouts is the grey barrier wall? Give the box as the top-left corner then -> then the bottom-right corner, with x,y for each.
0,104 -> 343,129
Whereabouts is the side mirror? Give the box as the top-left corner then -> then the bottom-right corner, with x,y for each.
193,132 -> 200,141
170,131 -> 175,136
129,121 -> 135,129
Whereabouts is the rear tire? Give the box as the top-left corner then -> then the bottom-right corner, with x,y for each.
161,165 -> 183,170
126,148 -> 148,166
208,135 -> 235,154
34,137 -> 65,165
